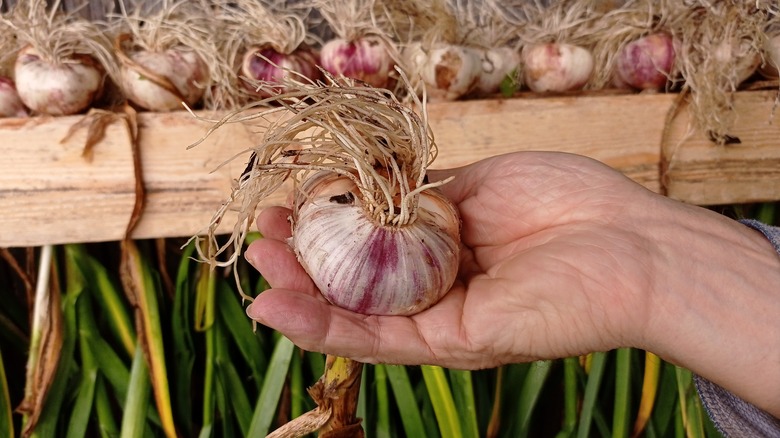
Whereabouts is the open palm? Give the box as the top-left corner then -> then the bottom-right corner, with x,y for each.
245,152 -> 661,368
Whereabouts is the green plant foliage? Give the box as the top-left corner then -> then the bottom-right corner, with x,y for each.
0,349 -> 13,438
5,199 -> 773,437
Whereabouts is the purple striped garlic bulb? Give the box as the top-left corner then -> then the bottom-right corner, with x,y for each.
195,75 -> 461,316
292,171 -> 460,316
320,36 -> 395,88
0,77 -> 28,118
241,46 -> 320,97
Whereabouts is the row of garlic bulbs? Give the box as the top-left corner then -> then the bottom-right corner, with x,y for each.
1,0 -> 778,134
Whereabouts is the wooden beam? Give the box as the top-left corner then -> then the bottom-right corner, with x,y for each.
1,90 -> 778,247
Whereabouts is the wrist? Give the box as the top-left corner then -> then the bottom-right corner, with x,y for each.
638,198 -> 780,416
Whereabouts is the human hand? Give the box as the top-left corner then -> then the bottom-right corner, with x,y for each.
244,151 -> 665,368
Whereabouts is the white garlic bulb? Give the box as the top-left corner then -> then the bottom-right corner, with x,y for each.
292,172 -> 460,316
15,45 -> 104,116
403,42 -> 483,101
522,42 -> 593,92
475,47 -> 521,95
120,48 -> 208,111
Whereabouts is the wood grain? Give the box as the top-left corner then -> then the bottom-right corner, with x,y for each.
2,90 -> 778,247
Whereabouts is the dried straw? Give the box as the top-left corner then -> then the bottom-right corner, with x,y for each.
667,1 -> 776,144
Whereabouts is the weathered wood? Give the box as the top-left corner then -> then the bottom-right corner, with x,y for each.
1,90 -> 778,247
663,91 -> 780,205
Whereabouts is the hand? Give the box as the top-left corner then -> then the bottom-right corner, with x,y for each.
245,151 -> 780,416
245,152 -> 661,368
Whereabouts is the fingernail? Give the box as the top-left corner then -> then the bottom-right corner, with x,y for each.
244,251 -> 260,270
246,301 -> 266,324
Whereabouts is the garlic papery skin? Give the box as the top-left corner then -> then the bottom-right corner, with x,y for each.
0,77 -> 28,118
404,43 -> 482,101
615,33 -> 675,91
241,46 -> 320,97
14,45 -> 103,116
475,47 -> 521,95
120,48 -> 208,111
522,43 -> 593,93
292,172 -> 461,316
712,37 -> 760,86
320,36 -> 394,88
759,34 -> 780,79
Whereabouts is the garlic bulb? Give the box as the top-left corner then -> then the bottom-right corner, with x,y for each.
15,45 -> 103,116
522,43 -> 593,93
615,33 -> 675,91
759,34 -> 780,79
292,172 -> 460,316
193,75 -> 461,316
241,46 -> 320,97
403,42 -> 483,100
0,77 -> 28,118
475,47 -> 521,95
712,36 -> 760,85
320,36 -> 394,88
120,48 -> 208,111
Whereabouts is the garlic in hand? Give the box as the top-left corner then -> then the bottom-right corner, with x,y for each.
193,73 -> 461,316
293,172 -> 459,315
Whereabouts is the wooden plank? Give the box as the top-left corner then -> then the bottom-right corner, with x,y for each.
1,90 -> 777,247
0,116 -> 136,247
663,91 -> 780,205
425,92 -> 668,191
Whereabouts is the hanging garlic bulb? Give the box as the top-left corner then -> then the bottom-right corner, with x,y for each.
313,0 -> 398,89
0,76 -> 28,117
475,47 -> 521,95
320,36 -> 395,88
3,1 -> 117,116
112,1 -> 217,112
614,33 -> 675,90
15,45 -> 104,116
522,42 -> 593,93
119,43 -> 208,111
216,0 -> 321,100
403,42 -> 483,101
192,73 -> 461,316
240,46 -> 320,97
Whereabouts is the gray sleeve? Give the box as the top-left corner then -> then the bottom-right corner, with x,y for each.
693,219 -> 780,437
